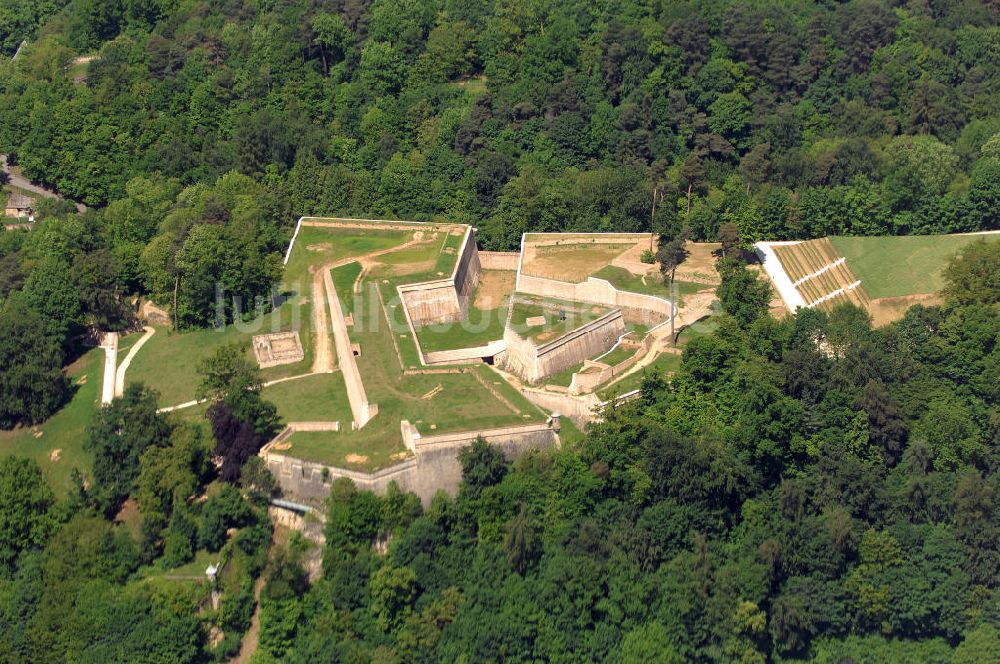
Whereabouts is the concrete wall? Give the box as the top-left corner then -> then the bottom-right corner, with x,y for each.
263,421 -> 558,506
516,274 -> 672,328
499,309 -> 626,383
479,251 -> 520,271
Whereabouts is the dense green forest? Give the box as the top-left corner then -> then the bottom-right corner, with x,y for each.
2,240 -> 997,662
1,0 -> 999,661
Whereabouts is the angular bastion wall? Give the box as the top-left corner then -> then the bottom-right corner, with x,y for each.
499,309 -> 627,383
262,420 -> 559,506
398,226 -> 482,326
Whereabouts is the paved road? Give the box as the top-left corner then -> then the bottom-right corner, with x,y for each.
1,154 -> 87,213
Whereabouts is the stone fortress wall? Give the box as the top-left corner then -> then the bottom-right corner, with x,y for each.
263,419 -> 559,506
478,251 -> 520,271
398,226 -> 482,327
516,273 -> 672,327
499,308 -> 627,383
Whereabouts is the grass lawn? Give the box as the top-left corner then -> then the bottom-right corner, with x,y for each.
126,303 -> 314,408
831,234 -> 999,299
264,373 -> 353,424
283,226 -> 411,293
676,314 -> 720,345
557,416 -> 586,448
331,262 -> 362,317
0,348 -> 103,496
509,297 -> 613,343
597,352 -> 682,400
597,344 -> 637,366
591,265 -> 708,306
282,429 -> 408,472
415,303 -> 509,353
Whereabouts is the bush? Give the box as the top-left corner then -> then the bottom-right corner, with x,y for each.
640,249 -> 656,264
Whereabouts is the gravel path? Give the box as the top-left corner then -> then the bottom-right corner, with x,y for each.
1,154 -> 87,213
114,326 -> 155,397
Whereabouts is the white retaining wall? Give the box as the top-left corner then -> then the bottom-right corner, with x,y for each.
754,241 -> 807,311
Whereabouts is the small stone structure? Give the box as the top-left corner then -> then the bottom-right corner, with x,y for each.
499,308 -> 626,383
252,331 -> 304,368
4,192 -> 35,218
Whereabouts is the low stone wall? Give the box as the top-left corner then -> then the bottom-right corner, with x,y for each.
263,420 -> 559,506
499,309 -> 626,383
479,251 -> 520,270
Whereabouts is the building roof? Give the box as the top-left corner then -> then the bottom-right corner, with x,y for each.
6,192 -> 35,209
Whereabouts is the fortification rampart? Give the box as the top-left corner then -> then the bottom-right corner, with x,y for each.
263,419 -> 559,506
516,274 -> 672,327
399,226 -> 482,327
323,268 -> 374,428
524,233 -> 648,249
569,332 -> 656,394
500,309 -> 626,383
518,388 -> 601,428
479,251 -> 520,270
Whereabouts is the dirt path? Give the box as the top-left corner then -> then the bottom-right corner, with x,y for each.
309,235 -> 429,374
231,576 -> 266,664
114,326 -> 155,397
1,154 -> 87,213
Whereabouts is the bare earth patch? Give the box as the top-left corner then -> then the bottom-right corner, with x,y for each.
345,453 -> 369,465
474,270 -> 515,309
869,293 -> 942,327
673,242 -> 722,285
76,374 -> 88,385
611,240 -> 660,276
522,242 -> 635,282
49,448 -> 61,462
306,242 -> 333,252
390,451 -> 410,461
